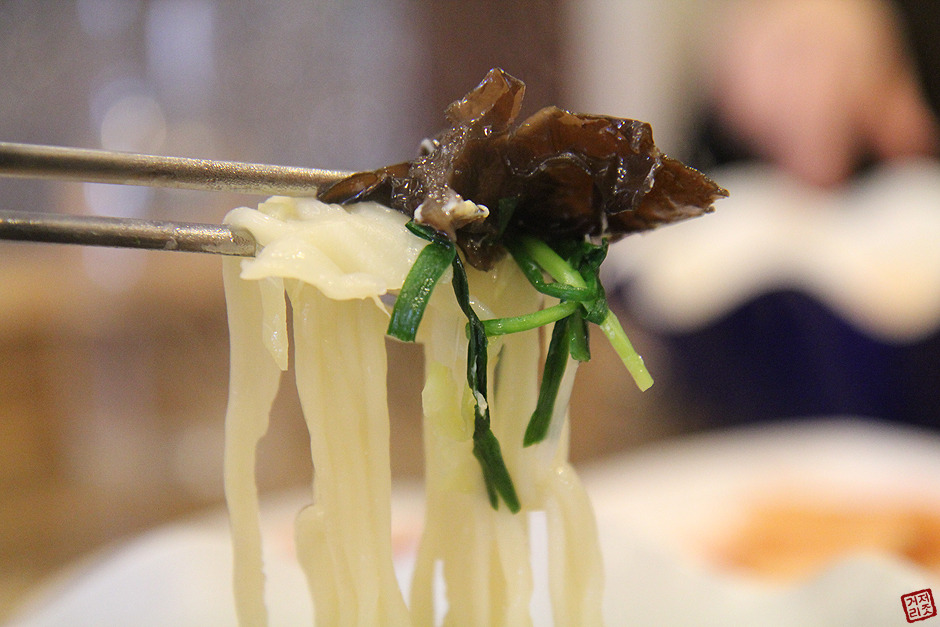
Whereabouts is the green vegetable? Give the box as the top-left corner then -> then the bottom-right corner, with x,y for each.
566,310 -> 591,362
523,317 -> 571,446
506,236 -> 650,392
391,221 -> 520,512
519,236 -> 584,287
389,213 -> 652,511
386,230 -> 456,342
506,239 -> 597,301
493,235 -> 653,446
450,252 -> 521,513
599,309 -> 653,392
481,300 -> 579,337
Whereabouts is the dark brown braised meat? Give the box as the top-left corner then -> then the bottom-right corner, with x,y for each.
318,68 -> 727,269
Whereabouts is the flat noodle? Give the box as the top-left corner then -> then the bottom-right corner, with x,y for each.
292,284 -> 410,626
410,258 -> 605,626
223,196 -> 607,626
224,198 -> 420,627
544,423 -> 605,624
222,258 -> 284,627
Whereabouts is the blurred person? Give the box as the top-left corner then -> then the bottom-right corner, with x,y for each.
695,0 -> 940,185
611,0 -> 940,430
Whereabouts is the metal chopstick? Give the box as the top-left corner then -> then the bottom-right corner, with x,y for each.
0,142 -> 352,196
0,142 -> 361,255
0,209 -> 256,256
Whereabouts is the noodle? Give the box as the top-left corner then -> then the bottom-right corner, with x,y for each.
223,196 -> 605,626
222,260 -> 283,627
223,197 -> 421,627
292,288 -> 410,626
409,258 -> 605,626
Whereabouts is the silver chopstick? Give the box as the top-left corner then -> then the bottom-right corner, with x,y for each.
0,142 -> 352,196
0,209 -> 256,256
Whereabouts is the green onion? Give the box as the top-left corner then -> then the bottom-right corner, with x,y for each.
599,310 -> 653,391
473,423 -> 519,512
579,267 -> 609,325
566,309 -> 591,362
575,241 -> 610,324
497,232 -> 653,448
523,318 -> 571,446
481,300 -> 580,337
507,236 -> 650,389
390,221 -> 520,512
519,236 -> 586,287
506,240 -> 596,301
387,238 -> 456,342
450,253 -> 487,393
388,215 -> 652,512
451,252 -> 520,513
405,221 -> 444,242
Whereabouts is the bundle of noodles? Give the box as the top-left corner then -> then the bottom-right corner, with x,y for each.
223,199 -> 424,626
410,255 -> 604,626
221,68 -> 725,626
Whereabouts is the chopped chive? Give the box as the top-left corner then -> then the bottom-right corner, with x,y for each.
387,238 -> 456,342
392,216 -> 651,512
406,220 -> 446,242
481,300 -> 580,337
579,269 -> 609,325
451,253 -> 487,394
567,310 -> 591,362
506,240 -> 596,301
519,236 -> 586,287
573,240 -> 610,324
599,310 -> 653,391
473,424 -> 520,512
523,317 -> 572,447
575,239 -> 610,274
506,233 -> 652,416
451,252 -> 520,512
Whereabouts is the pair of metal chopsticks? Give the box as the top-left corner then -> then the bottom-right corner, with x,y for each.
0,142 -> 354,257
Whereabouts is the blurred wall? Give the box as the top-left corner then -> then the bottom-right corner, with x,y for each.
562,0 -> 722,158
0,0 -> 429,613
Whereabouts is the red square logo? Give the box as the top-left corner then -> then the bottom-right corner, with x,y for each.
902,588 -> 937,623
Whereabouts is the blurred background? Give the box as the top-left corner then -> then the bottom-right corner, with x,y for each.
2,0 -> 940,622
